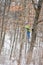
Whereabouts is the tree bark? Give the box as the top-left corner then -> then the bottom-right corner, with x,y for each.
26,0 -> 43,64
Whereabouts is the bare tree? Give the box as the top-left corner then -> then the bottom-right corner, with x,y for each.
0,0 -> 11,54
1,0 -> 6,38
9,24 -> 17,60
1,0 -> 11,38
17,26 -> 25,65
26,0 -> 43,64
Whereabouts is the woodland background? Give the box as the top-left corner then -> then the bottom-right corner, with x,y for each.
0,0 -> 43,65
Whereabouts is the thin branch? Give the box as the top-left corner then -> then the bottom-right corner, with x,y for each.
37,19 -> 43,25
32,0 -> 37,11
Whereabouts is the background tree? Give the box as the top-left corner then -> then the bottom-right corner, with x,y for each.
26,0 -> 43,64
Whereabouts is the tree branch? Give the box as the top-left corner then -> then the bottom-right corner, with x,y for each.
32,0 -> 37,11
37,19 -> 43,25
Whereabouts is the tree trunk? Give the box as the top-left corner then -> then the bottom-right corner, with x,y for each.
26,0 -> 43,64
18,26 -> 25,65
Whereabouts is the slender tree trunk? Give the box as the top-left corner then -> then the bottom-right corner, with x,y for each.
18,26 -> 25,65
0,31 -> 6,54
14,25 -> 19,50
7,0 -> 11,13
1,0 -> 6,38
9,24 -> 17,60
0,0 -> 11,54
